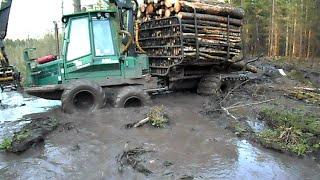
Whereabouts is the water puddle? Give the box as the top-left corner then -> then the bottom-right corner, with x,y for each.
246,118 -> 266,133
232,140 -> 320,179
0,91 -> 60,123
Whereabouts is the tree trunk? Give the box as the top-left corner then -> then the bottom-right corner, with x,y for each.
292,7 -> 297,58
298,0 -> 303,59
179,0 -> 245,19
269,0 -> 275,57
285,23 -> 289,57
306,30 -> 311,59
73,0 -> 81,13
177,12 -> 243,26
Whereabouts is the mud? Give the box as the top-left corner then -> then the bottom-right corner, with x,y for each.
1,58 -> 320,179
9,117 -> 59,153
0,92 -> 319,179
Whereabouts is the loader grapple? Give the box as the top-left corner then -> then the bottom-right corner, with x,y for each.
0,66 -> 20,90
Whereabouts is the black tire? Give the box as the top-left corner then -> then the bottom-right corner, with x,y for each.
61,80 -> 106,114
197,75 -> 222,96
114,86 -> 151,108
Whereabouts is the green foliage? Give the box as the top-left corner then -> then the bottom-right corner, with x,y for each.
228,0 -> 320,60
258,126 -> 312,155
258,108 -> 320,156
14,130 -> 30,142
0,138 -> 12,151
260,108 -> 320,135
148,105 -> 168,128
289,143 -> 309,156
313,143 -> 320,149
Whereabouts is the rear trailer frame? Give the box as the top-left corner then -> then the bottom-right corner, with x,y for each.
138,15 -> 234,82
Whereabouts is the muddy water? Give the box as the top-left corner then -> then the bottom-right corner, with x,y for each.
0,91 -> 60,122
0,92 -> 319,179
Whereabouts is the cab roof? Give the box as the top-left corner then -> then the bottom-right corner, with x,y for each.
62,8 -> 117,20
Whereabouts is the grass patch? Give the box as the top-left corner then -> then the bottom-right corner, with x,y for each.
0,138 -> 12,151
148,105 -> 168,128
258,108 -> 320,156
288,70 -> 314,87
14,130 -> 31,142
260,108 -> 320,135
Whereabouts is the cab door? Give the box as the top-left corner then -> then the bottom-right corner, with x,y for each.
63,16 -> 121,80
63,17 -> 93,79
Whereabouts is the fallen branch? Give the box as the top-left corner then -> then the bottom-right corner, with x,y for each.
225,99 -> 276,110
221,106 -> 237,120
293,87 -> 320,93
133,117 -> 150,128
117,146 -> 153,175
219,79 -> 250,106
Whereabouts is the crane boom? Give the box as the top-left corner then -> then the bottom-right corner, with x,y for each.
0,0 -> 12,40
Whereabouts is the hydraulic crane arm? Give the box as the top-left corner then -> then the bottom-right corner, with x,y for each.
0,0 -> 12,41
0,0 -> 12,67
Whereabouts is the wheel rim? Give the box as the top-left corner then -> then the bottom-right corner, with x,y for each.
123,96 -> 142,108
72,90 -> 95,111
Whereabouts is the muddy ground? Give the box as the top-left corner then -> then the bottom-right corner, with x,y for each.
0,59 -> 320,179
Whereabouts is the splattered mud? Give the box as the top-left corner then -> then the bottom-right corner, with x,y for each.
0,92 -> 319,179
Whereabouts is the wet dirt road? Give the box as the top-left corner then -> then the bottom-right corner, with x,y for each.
0,92 -> 320,179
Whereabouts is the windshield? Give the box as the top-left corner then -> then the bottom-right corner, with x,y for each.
92,19 -> 115,56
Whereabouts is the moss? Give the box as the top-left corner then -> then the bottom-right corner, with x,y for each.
0,138 -> 12,151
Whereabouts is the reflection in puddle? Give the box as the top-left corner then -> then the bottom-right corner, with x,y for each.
235,140 -> 319,179
0,91 -> 60,122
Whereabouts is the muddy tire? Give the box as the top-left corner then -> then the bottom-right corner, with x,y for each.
61,80 -> 106,114
114,86 -> 151,108
197,75 -> 222,96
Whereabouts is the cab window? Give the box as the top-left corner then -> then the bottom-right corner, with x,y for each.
92,19 -> 115,56
67,18 -> 90,61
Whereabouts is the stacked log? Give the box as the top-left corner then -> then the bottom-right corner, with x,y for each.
137,0 -> 244,63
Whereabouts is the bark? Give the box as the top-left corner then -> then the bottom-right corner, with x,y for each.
177,12 -> 243,26
292,7 -> 297,57
179,1 -> 245,19
285,23 -> 289,57
306,30 -> 311,59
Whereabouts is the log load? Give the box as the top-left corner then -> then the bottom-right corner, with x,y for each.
137,0 -> 248,75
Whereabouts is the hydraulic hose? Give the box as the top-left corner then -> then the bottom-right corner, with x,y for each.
135,22 -> 146,53
119,30 -> 133,54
